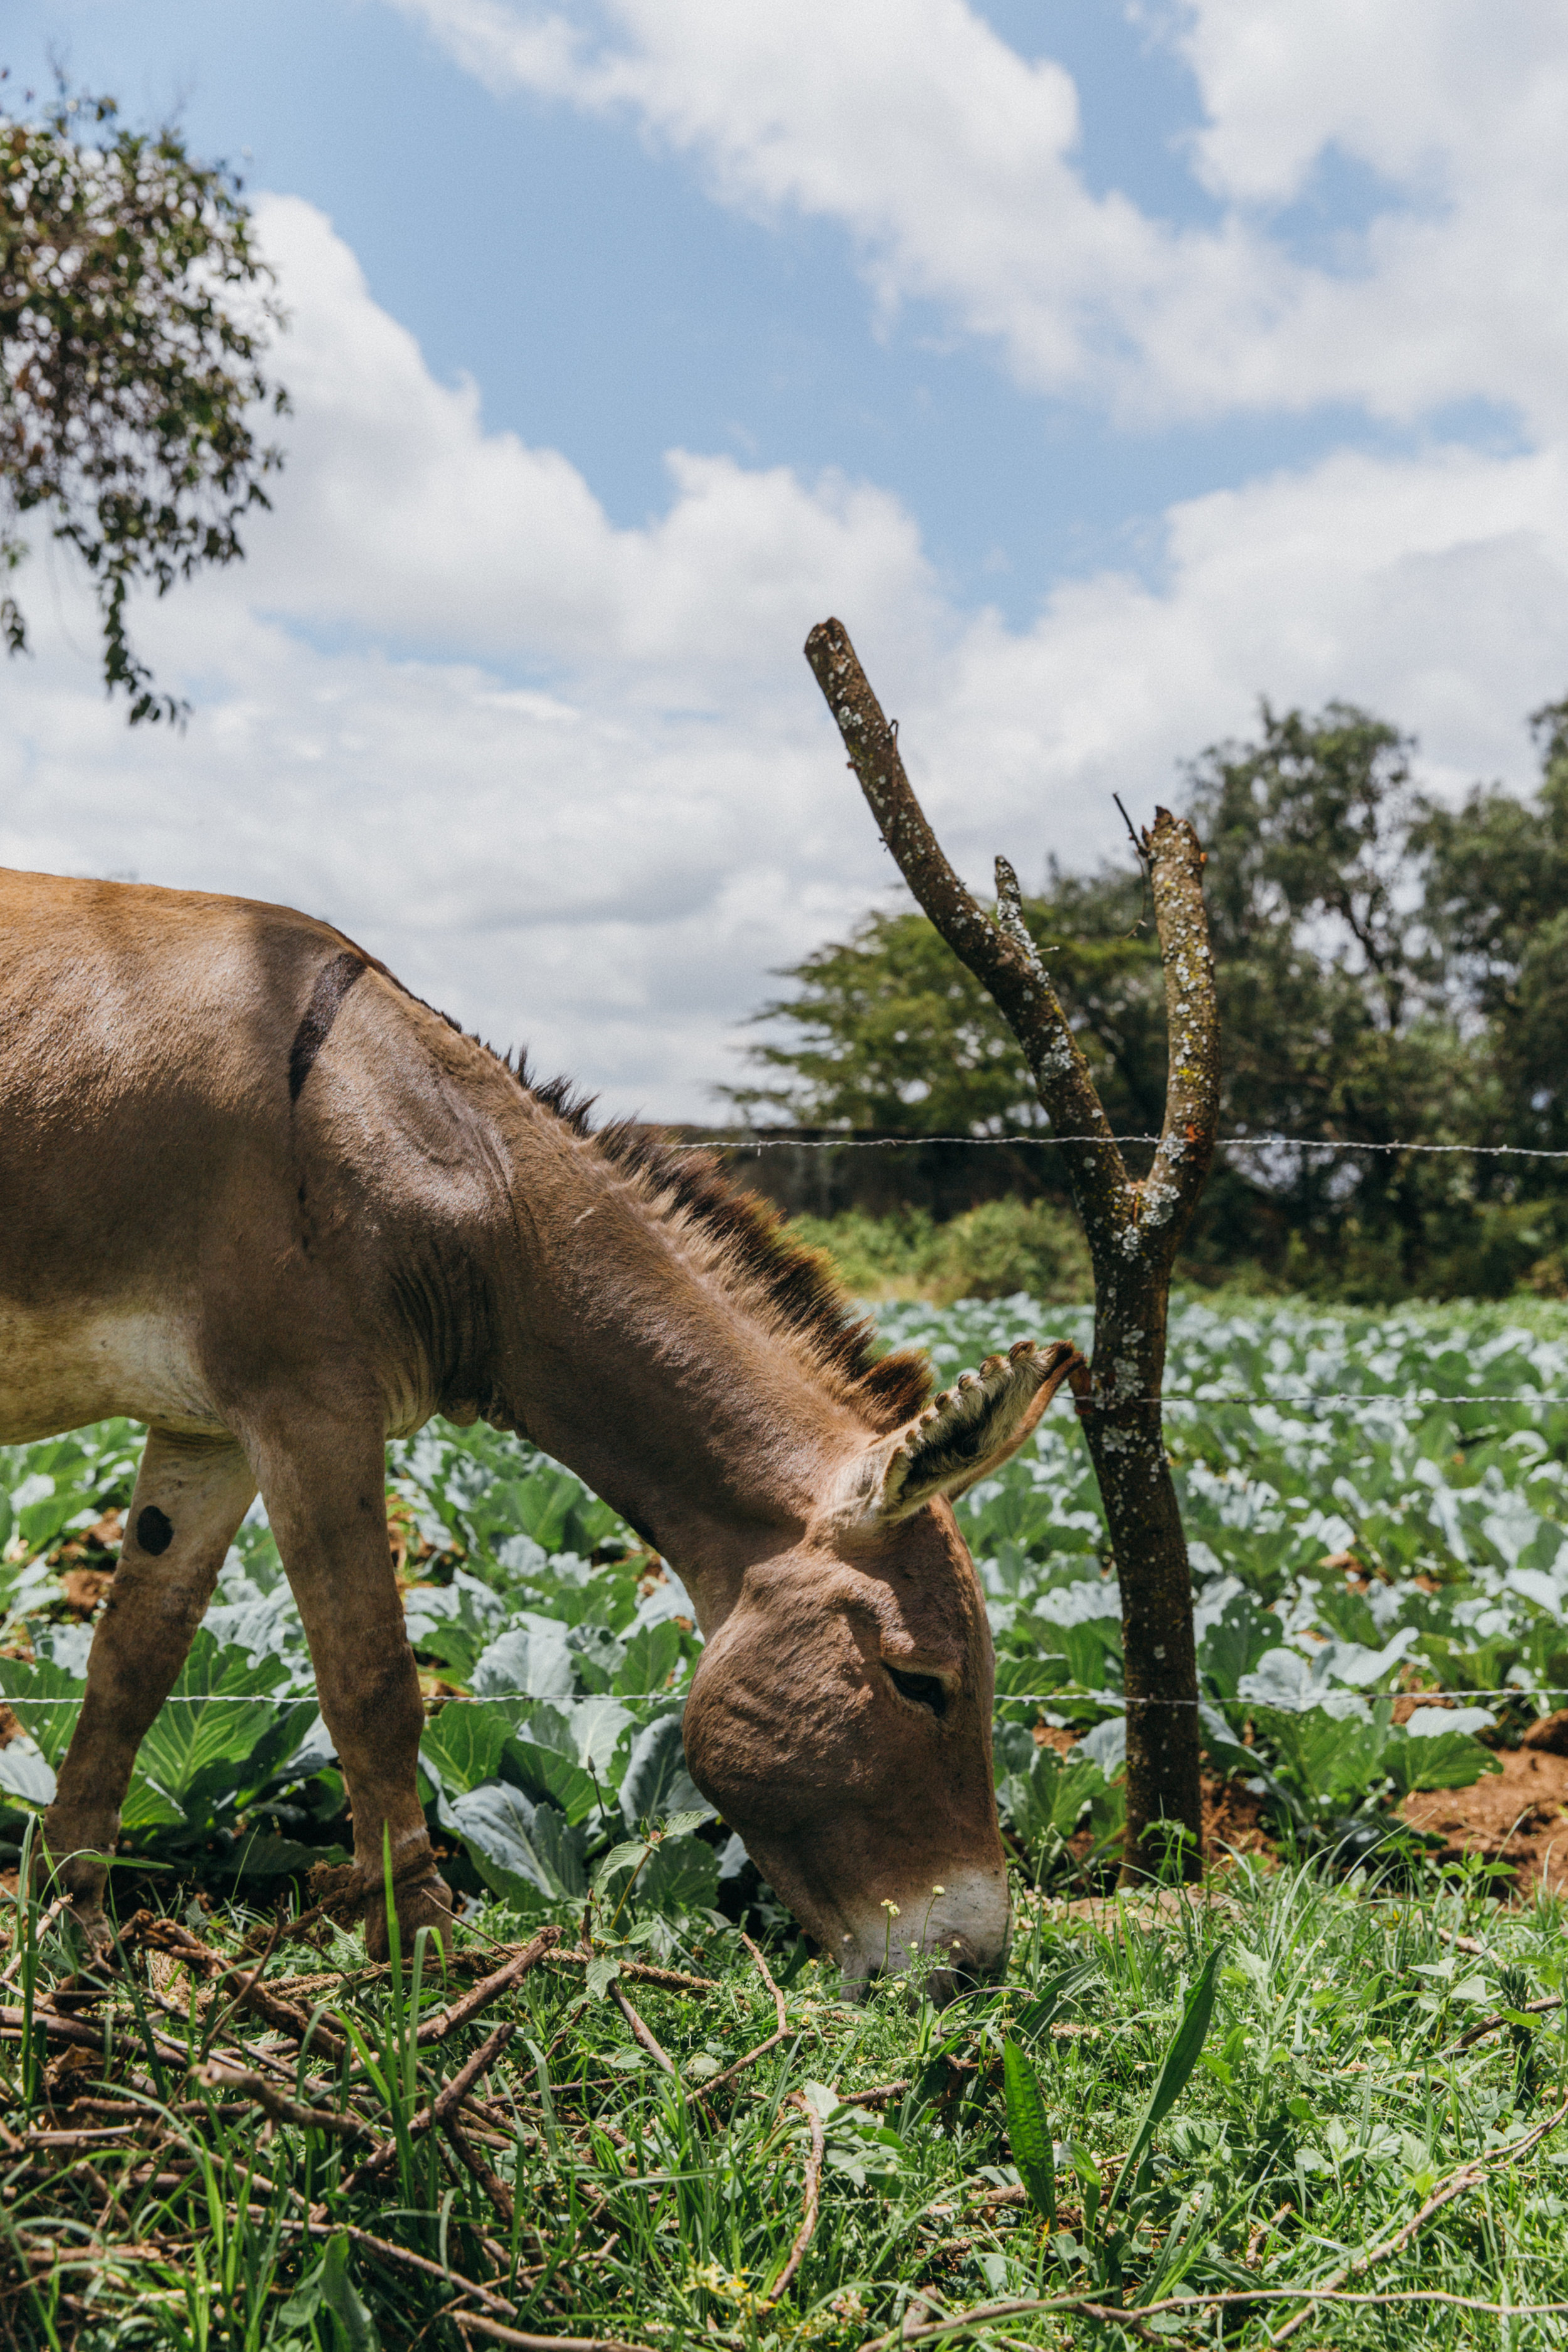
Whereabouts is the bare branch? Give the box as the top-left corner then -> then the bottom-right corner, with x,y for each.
804,618 -> 1126,1227
771,2090 -> 825,2298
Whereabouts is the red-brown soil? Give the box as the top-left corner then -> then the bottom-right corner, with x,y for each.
1401,1742 -> 1568,1897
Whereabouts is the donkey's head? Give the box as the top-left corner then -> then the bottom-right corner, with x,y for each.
682,1338 -> 1081,2002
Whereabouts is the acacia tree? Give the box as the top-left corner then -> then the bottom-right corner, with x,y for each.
1,79 -> 287,723
806,618 -> 1220,1878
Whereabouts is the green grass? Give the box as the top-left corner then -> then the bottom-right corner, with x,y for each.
6,1850 -> 1568,2348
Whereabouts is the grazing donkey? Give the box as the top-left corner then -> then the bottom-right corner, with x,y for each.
0,871 -> 1079,1993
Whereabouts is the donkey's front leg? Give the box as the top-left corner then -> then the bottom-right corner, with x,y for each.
44,1431 -> 257,1947
255,1422 -> 452,1960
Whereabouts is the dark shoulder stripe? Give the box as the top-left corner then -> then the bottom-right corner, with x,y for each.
289,951 -> 368,1103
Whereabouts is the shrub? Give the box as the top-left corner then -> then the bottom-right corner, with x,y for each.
790,1197 -> 1091,1304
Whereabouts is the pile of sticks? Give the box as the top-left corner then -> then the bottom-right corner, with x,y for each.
0,1907 -> 813,2351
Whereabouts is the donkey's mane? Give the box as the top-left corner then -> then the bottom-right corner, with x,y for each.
365,945 -> 933,1434
492,1046 -> 933,1434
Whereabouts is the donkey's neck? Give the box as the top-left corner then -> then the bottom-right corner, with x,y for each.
479,1110 -> 871,1631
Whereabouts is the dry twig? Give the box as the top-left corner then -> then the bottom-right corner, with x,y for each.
452,2317 -> 661,2352
197,2062 -> 374,2143
418,1929 -> 561,2047
839,2080 -> 912,2109
345,2021 -> 517,2190
771,2091 -> 825,2299
1455,1992 -> 1562,2050
548,1949 -> 718,1994
0,1895 -> 69,1984
277,2217 -> 519,2319
701,1935 -> 791,2099
443,2112 -> 516,2229
610,1984 -> 678,2080
1267,2084 -> 1568,2344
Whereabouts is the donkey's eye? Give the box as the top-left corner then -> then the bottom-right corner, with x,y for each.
885,1665 -> 948,1719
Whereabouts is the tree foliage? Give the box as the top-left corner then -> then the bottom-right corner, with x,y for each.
1,77 -> 286,721
730,867 -> 1162,1140
733,696 -> 1568,1299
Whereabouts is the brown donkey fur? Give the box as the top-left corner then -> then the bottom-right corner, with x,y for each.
0,870 -> 1079,1991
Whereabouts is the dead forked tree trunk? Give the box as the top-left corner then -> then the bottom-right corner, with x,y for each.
805,617 -> 1221,1881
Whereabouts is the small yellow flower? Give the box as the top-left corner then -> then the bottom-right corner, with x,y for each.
881,1898 -> 901,1918
931,1883 -> 946,1895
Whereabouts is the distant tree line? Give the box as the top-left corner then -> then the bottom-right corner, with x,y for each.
729,697 -> 1568,1301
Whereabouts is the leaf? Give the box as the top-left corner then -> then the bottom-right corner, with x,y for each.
569,1695 -> 633,1775
117,1775 -> 186,1831
0,1659 -> 82,1767
999,1747 -> 1106,1848
586,1955 -> 622,2000
0,1740 -> 55,1808
132,1633 -> 310,1816
635,1833 -> 719,1917
449,1781 -> 587,1904
403,1574 -> 505,1682
1011,1959 -> 1099,2044
1111,1947 -> 1223,2208
1385,1729 -> 1502,1797
419,1703 -> 512,1795
500,1735 -> 599,1827
509,1465 -> 588,1555
596,1840 -> 653,1885
618,1709 -> 706,1827
614,1621 -> 683,1696
567,1619 -> 625,1682
273,2261 -> 326,2331
322,2233 -> 379,2352
662,1806 -> 716,1839
1198,1592 -> 1281,1700
470,1622 -> 576,1703
1002,2038 -> 1056,2224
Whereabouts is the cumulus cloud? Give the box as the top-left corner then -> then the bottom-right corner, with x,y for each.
3,198 -> 1565,1116
393,0 -> 1568,432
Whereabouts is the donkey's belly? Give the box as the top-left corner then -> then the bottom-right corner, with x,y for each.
0,1302 -> 226,1445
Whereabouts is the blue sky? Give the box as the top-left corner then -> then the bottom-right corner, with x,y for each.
4,2 -> 1567,1113
10,0 -> 1503,620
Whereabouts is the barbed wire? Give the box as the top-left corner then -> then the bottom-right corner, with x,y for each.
682,1131 -> 1568,1159
1105,1391 -> 1568,1410
0,1680 -> 1561,1715
995,1685 -> 1565,1712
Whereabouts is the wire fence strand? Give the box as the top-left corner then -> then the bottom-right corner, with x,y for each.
1,1681 -> 1564,1715
679,1130 -> 1568,1159
1108,1391 -> 1568,1410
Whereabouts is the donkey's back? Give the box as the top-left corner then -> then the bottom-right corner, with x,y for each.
0,867 -> 440,1445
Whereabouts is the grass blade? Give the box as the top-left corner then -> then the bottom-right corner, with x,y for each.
1111,1944 -> 1222,2210
1002,2037 -> 1056,2224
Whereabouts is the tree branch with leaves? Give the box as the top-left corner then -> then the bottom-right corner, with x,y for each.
1,77 -> 287,723
805,616 -> 1220,1875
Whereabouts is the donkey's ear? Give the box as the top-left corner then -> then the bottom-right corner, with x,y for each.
838,1340 -> 1083,1531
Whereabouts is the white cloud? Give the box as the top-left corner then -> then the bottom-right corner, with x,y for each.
394,0 -> 1568,432
4,198 -> 1566,1117
237,198 -> 936,689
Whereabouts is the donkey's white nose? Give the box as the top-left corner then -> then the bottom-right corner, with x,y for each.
837,1869 -> 1010,2003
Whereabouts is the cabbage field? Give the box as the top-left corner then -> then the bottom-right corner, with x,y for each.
4,1292 -> 1568,1915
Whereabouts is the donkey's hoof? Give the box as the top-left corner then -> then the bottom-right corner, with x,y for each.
364,1868 -> 455,1963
